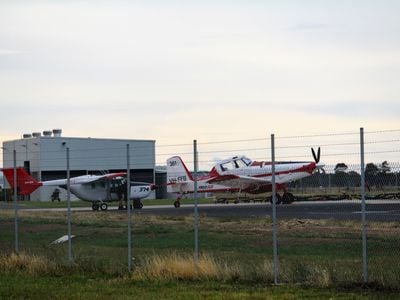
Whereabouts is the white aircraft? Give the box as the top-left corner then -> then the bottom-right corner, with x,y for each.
167,148 -> 324,207
1,167 -> 155,211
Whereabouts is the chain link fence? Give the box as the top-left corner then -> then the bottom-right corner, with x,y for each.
0,128 -> 399,287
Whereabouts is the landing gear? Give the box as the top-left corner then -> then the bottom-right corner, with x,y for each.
133,199 -> 143,209
117,200 -> 143,210
269,192 -> 295,204
269,193 -> 282,204
282,192 -> 294,204
173,199 -> 181,208
92,202 -> 108,211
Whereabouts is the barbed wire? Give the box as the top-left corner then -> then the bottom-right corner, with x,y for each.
1,129 -> 399,170
1,138 -> 398,157
1,146 -> 399,163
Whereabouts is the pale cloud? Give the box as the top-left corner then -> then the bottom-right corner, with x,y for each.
0,49 -> 24,55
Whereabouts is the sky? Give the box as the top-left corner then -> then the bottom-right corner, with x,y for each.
1,0 -> 399,166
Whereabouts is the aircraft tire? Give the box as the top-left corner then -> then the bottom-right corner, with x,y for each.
100,203 -> 108,211
173,200 -> 181,208
133,199 -> 143,210
282,192 -> 294,204
276,193 -> 282,204
269,193 -> 282,204
92,203 -> 99,211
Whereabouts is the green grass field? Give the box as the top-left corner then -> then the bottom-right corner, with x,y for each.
0,206 -> 399,298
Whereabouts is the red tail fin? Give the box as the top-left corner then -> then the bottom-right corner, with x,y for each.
1,167 -> 42,195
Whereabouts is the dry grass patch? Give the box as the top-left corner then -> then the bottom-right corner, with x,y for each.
133,253 -> 219,280
132,252 -> 279,283
0,252 -> 59,275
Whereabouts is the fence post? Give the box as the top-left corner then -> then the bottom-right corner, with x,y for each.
127,144 -> 132,272
360,127 -> 368,283
3,174 -> 6,202
193,139 -> 199,263
13,149 -> 19,254
271,134 -> 278,284
66,147 -> 72,266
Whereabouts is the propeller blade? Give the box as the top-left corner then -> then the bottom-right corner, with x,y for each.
311,148 -> 316,162
311,147 -> 321,164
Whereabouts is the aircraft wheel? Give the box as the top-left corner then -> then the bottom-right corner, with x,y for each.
276,193 -> 282,204
100,203 -> 108,211
269,194 -> 282,204
92,203 -> 99,211
282,192 -> 294,204
173,200 -> 181,208
133,199 -> 143,209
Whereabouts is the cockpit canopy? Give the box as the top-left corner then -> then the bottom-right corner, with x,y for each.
218,155 -> 252,172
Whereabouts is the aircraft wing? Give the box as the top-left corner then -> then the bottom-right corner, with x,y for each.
41,172 -> 127,186
85,172 -> 127,184
208,174 -> 271,190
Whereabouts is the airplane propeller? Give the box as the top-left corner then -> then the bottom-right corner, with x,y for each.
311,147 -> 325,174
311,147 -> 320,164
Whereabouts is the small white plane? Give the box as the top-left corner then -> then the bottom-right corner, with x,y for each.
167,148 -> 324,207
1,167 -> 155,211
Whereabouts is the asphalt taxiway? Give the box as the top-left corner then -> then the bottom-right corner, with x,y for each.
13,200 -> 400,222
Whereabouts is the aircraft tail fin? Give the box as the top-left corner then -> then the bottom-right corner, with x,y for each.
166,156 -> 193,185
1,167 -> 42,195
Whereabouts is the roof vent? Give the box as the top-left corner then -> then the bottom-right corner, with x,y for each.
23,133 -> 32,139
43,130 -> 52,137
32,132 -> 41,138
52,129 -> 62,137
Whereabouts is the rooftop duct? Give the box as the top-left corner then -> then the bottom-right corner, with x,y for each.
43,130 -> 52,137
32,132 -> 41,138
23,133 -> 32,139
52,129 -> 62,137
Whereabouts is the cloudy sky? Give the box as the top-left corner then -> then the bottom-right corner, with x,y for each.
1,0 -> 399,150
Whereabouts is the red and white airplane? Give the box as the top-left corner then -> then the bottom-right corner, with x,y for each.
1,167 -> 155,211
167,148 -> 324,207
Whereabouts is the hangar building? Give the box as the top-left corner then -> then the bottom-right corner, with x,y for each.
2,129 -> 156,201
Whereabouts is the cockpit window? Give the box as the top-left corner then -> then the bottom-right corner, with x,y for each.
242,156 -> 252,166
220,162 -> 234,171
234,159 -> 246,168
